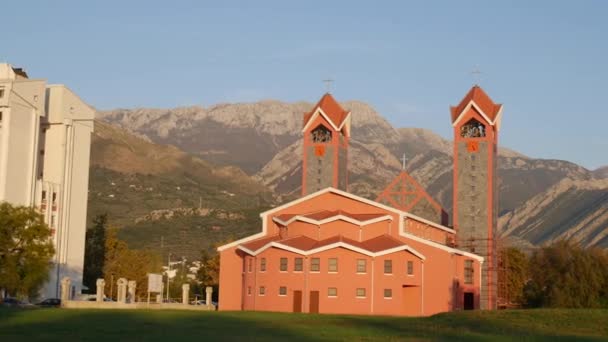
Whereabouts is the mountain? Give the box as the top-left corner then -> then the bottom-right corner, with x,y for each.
89,121 -> 275,259
594,166 -> 608,179
499,178 -> 608,248
97,100 -> 606,249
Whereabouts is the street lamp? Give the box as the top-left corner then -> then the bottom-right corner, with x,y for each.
166,253 -> 172,302
110,273 -> 115,300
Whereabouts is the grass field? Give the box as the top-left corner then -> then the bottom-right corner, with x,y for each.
1,308 -> 607,341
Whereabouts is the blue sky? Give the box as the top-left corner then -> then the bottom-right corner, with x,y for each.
3,1 -> 607,169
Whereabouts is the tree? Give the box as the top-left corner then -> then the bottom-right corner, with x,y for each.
83,214 -> 107,293
0,202 -> 55,300
497,247 -> 529,305
524,240 -> 608,308
196,249 -> 219,287
103,229 -> 161,299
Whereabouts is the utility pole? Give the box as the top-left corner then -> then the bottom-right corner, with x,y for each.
166,253 -> 172,302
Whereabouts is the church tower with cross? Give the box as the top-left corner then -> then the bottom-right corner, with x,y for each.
450,85 -> 503,310
301,93 -> 351,195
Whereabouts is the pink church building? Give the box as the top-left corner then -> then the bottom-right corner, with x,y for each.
218,87 -> 501,315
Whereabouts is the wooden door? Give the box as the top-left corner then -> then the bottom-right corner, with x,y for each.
293,291 -> 302,313
309,290 -> 319,313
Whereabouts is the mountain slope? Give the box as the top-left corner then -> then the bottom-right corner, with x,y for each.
499,178 -> 608,248
89,121 -> 275,259
98,100 -> 605,248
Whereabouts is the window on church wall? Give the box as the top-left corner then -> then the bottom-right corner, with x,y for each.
384,260 -> 393,274
260,258 -> 266,272
407,261 -> 414,275
464,260 -> 474,284
294,258 -> 303,271
259,286 -> 266,296
356,259 -> 367,273
328,258 -> 338,272
310,258 -> 320,272
280,257 -> 288,272
248,259 -> 252,272
311,125 -> 332,143
328,287 -> 337,297
279,286 -> 287,296
460,118 -> 486,138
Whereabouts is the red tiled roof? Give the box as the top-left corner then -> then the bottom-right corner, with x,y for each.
240,235 -> 282,251
450,85 -> 502,123
275,213 -> 297,222
303,93 -> 349,129
274,210 -> 388,225
360,235 -> 404,253
241,234 -> 406,255
279,235 -> 319,251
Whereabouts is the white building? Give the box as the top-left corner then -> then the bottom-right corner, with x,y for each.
0,64 -> 94,299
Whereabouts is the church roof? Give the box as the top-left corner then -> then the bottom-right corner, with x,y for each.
450,85 -> 502,124
376,170 -> 448,225
239,234 -> 416,257
274,210 -> 390,226
303,93 -> 350,130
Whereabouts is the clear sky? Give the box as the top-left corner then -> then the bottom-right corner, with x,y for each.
3,1 -> 607,169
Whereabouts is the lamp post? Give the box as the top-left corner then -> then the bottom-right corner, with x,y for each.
110,273 -> 115,300
166,253 -> 172,302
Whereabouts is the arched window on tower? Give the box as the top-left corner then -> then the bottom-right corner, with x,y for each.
311,125 -> 332,143
460,118 -> 486,138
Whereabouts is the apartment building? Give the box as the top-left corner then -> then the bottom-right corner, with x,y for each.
0,64 -> 94,299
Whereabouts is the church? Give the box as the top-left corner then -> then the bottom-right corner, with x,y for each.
218,86 -> 502,315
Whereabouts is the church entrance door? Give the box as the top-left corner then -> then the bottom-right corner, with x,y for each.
293,291 -> 302,313
464,292 -> 474,310
309,291 -> 319,313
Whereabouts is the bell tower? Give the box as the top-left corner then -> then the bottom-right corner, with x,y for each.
451,85 -> 503,310
302,93 -> 351,195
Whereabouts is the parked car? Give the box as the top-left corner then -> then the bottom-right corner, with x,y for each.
87,297 -> 114,302
36,298 -> 61,307
191,299 -> 218,307
1,298 -> 34,308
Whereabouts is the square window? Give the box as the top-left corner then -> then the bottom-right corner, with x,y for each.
259,286 -> 266,296
260,258 -> 266,272
294,258 -> 303,271
279,286 -> 287,296
280,257 -> 288,272
357,259 -> 366,273
310,258 -> 320,272
384,289 -> 392,298
407,261 -> 414,275
328,258 -> 338,272
384,260 -> 393,274
328,287 -> 337,297
356,288 -> 366,298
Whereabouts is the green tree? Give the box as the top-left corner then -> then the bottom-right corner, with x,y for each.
524,240 -> 608,308
83,214 -> 107,293
103,229 -> 161,300
196,250 -> 219,287
0,202 -> 55,300
498,247 -> 529,305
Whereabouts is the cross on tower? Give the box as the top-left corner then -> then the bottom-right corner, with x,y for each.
322,79 -> 334,93
401,153 -> 407,170
470,66 -> 483,85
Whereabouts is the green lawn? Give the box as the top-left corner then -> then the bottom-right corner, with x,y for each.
1,308 -> 607,341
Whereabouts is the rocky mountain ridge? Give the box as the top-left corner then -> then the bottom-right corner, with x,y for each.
96,99 -> 607,248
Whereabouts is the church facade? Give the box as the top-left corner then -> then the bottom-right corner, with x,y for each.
218,87 -> 501,315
